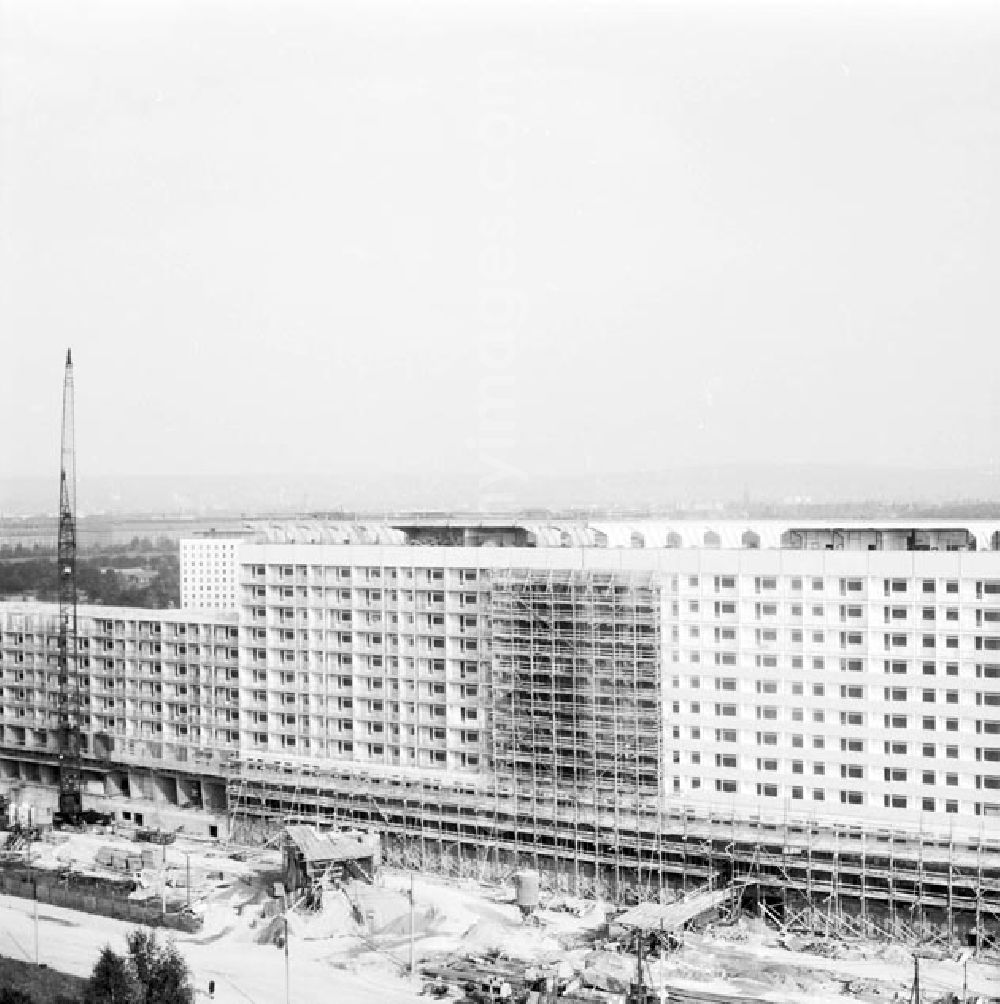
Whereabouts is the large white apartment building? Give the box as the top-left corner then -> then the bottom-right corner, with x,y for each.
229,526 -> 1000,836
4,518 -> 1000,922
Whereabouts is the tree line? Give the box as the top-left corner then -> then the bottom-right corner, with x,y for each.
0,554 -> 179,610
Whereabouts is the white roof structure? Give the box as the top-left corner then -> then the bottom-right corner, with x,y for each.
255,522 -> 406,546
520,518 -> 1000,551
244,516 -> 1000,551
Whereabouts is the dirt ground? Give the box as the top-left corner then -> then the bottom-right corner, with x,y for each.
2,826 -> 999,1004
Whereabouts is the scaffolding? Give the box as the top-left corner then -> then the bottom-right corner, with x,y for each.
223,755 -> 1000,943
490,567 -> 664,897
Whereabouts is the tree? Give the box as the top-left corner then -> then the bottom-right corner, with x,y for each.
83,945 -> 141,1004
126,929 -> 194,1004
83,931 -> 194,1004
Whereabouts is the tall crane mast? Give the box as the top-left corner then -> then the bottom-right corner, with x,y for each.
57,348 -> 83,822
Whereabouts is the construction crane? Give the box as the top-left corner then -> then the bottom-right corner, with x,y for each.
56,348 -> 83,823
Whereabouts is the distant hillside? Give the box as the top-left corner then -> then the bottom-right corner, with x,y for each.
2,463 -> 1000,517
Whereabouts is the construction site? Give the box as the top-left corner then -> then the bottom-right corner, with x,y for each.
1,811 -> 1000,1004
2,352 -> 1000,1002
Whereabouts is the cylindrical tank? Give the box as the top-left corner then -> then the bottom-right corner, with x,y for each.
513,870 -> 540,912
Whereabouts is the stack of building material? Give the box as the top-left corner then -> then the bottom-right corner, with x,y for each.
96,846 -> 145,874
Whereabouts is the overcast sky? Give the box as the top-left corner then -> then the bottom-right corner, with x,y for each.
2,0 -> 999,486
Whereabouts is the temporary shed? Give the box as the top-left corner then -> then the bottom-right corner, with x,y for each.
282,825 -> 380,891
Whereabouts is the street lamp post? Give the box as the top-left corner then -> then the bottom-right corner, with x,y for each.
284,914 -> 291,1004
409,873 -> 415,979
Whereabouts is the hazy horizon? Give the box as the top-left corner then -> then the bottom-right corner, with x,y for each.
3,0 -> 999,494
4,461 -> 1000,517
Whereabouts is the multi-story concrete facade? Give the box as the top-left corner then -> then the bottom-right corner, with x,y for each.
0,603 -> 238,832
4,519 -> 1000,926
231,532 -> 1000,833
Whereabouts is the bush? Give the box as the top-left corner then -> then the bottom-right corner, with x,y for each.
0,989 -> 37,1004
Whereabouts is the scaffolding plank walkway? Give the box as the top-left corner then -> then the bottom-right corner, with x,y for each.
616,886 -> 732,932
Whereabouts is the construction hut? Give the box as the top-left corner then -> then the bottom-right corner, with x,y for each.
282,825 -> 381,893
